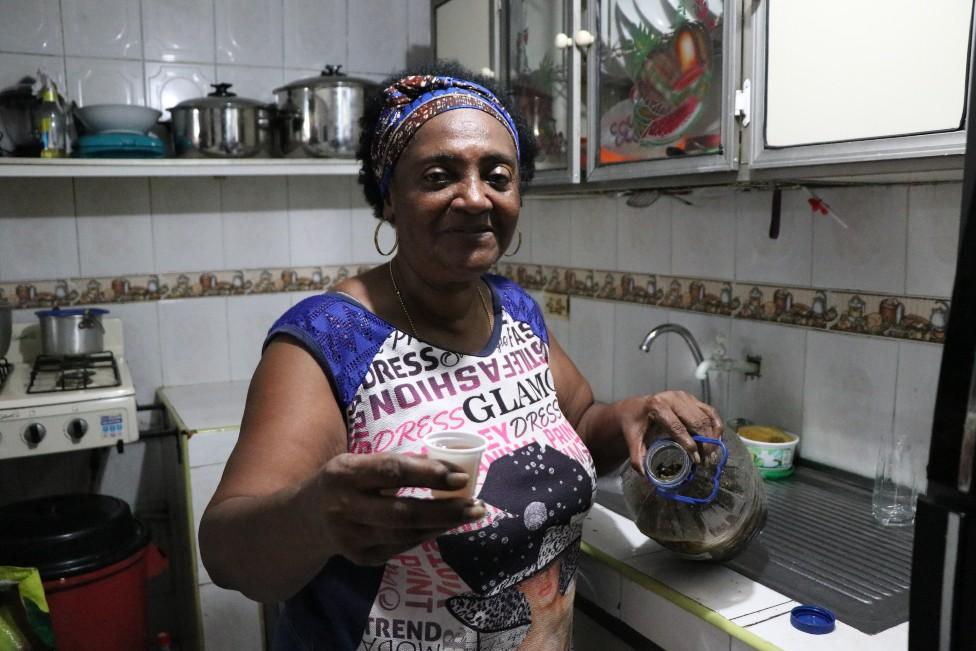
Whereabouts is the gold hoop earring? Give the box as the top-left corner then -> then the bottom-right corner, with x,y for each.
504,229 -> 522,257
374,219 -> 398,256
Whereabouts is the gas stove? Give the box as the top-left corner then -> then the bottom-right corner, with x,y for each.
0,318 -> 138,459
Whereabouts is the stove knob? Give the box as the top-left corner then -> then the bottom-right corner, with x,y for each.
67,418 -> 88,442
24,423 -> 46,448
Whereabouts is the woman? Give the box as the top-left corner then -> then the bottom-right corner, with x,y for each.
199,62 -> 721,650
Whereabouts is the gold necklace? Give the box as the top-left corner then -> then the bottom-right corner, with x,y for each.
388,261 -> 493,339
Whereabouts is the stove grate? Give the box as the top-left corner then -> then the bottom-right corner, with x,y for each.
27,351 -> 121,394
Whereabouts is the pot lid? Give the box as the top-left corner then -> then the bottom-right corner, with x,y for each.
169,83 -> 269,111
274,64 -> 376,93
35,307 -> 109,318
0,494 -> 149,580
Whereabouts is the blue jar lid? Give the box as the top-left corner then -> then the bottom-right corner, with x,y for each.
790,605 -> 836,634
35,307 -> 109,318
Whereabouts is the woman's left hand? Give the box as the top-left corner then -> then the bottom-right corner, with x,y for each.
618,391 -> 724,474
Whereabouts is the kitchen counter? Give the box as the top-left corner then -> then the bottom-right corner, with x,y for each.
579,503 -> 909,650
157,381 -> 249,436
154,380 -> 908,650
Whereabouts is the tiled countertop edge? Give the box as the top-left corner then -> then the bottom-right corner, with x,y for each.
580,521 -> 785,651
156,383 -> 246,438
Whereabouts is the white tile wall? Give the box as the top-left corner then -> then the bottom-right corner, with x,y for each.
145,61 -> 215,120
503,205 -> 533,263
283,0 -> 347,70
62,0 -> 142,59
894,341 -> 944,489
612,303 -> 669,401
570,195 -> 617,270
528,199 -> 572,267
220,177 -> 290,269
66,57 -> 146,106
907,183 -> 961,298
801,330 -> 899,475
101,301 -> 164,404
76,178 -> 155,277
151,177 -> 224,273
214,64 -> 283,103
812,185 -> 908,294
671,189 -> 736,279
0,178 -> 79,282
0,0 -> 63,55
616,195 -> 671,275
288,176 -> 354,266
215,0 -> 284,66
663,310 -> 731,417
348,0 -> 408,76
568,298 -> 615,402
142,0 -> 216,64
158,297 -> 231,385
0,53 -> 66,96
227,293 -> 293,380
351,206 -> 388,266
728,320 -> 806,434
735,188 -> 812,286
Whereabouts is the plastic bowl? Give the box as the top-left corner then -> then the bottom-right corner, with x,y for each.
74,104 -> 162,134
735,425 -> 799,479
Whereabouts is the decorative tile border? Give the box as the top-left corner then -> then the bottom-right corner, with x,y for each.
0,262 -> 949,345
0,265 -> 372,309
495,262 -> 949,345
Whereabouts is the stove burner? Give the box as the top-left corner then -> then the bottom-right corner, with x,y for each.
59,369 -> 96,390
27,352 -> 121,394
0,358 -> 11,391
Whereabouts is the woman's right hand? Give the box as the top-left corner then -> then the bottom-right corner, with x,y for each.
297,452 -> 486,567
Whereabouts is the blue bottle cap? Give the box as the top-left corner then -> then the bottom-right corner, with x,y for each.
790,605 -> 836,634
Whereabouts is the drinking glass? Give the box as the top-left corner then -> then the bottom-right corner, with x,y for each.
872,431 -> 917,526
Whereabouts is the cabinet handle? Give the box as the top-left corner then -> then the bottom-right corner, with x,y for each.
554,32 -> 573,49
574,29 -> 595,48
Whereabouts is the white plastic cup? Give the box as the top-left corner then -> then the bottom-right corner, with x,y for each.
423,431 -> 487,498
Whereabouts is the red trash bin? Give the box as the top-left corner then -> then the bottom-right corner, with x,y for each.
0,494 -> 168,651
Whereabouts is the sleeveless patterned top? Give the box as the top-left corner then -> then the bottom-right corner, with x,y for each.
265,274 -> 596,651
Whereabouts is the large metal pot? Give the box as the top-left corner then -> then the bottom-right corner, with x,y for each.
273,65 -> 375,158
35,308 -> 108,357
0,304 -> 11,358
168,83 -> 273,158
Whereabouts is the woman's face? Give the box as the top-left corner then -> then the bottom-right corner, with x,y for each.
384,109 -> 520,283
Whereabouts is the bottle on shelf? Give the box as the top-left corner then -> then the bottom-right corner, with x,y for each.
35,71 -> 66,158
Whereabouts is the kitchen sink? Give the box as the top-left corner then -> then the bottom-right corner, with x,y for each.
595,464 -> 913,634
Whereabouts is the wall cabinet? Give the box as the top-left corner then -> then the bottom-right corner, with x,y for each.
435,0 -> 976,187
744,0 -> 974,176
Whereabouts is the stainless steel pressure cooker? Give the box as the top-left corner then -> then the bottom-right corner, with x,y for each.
169,83 -> 273,158
273,65 -> 375,158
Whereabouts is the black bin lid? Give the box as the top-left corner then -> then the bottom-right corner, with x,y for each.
0,494 -> 149,580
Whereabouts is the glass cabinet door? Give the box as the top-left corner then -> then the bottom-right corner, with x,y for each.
587,0 -> 739,182
745,0 -> 974,171
506,0 -> 582,183
434,0 -> 501,80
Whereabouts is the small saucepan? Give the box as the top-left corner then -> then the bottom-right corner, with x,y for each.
35,308 -> 108,357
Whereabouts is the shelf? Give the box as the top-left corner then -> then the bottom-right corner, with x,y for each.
0,157 -> 360,178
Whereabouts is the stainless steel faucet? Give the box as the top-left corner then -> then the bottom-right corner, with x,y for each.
639,323 -> 712,405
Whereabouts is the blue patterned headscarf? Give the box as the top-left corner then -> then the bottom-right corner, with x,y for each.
371,75 -> 521,198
